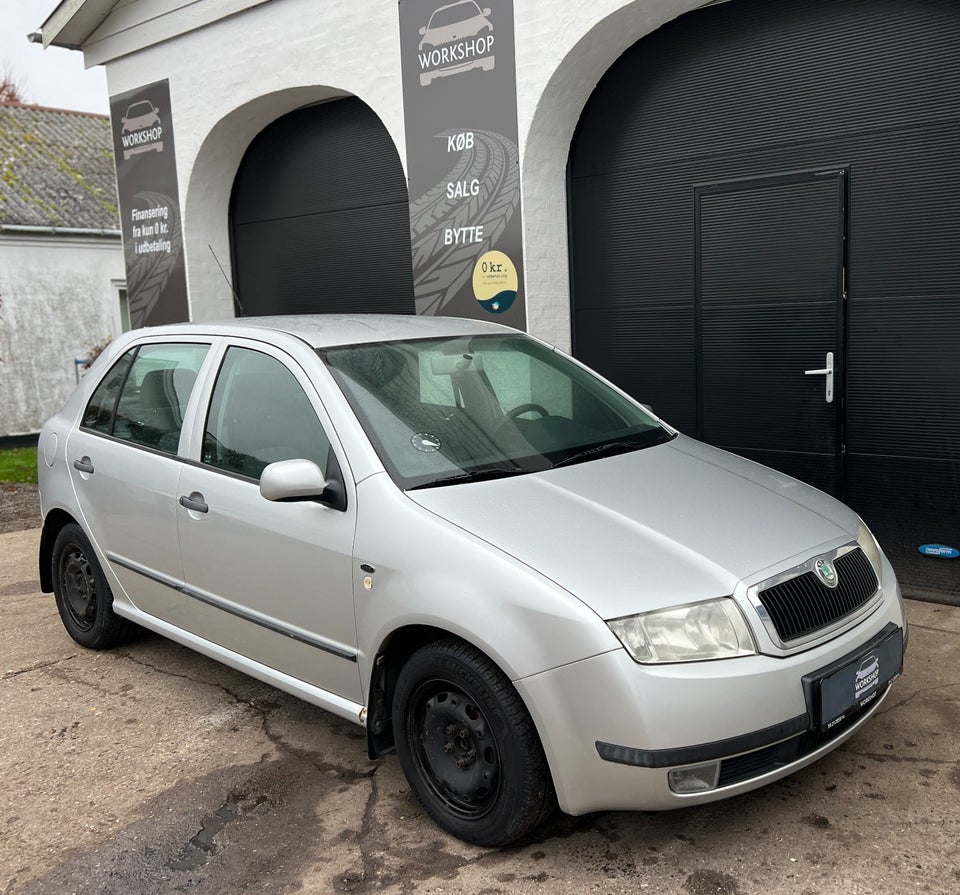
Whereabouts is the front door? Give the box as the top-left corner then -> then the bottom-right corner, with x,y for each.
696,170 -> 846,496
177,342 -> 362,704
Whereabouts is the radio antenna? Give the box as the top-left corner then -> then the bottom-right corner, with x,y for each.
208,244 -> 246,316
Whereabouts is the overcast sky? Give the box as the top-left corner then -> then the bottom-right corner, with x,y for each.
1,0 -> 110,115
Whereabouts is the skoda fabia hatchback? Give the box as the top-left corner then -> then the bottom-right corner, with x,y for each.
37,315 -> 906,846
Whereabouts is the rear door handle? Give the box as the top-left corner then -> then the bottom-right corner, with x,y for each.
73,457 -> 94,474
179,492 -> 209,514
804,351 -> 835,404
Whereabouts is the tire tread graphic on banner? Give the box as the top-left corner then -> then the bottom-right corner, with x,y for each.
125,190 -> 183,329
410,130 -> 520,315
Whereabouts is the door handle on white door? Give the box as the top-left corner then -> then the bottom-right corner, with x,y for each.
179,492 -> 209,514
804,351 -> 834,404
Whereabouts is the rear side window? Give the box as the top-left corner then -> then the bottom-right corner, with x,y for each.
82,343 -> 209,453
202,347 -> 331,481
82,350 -> 136,433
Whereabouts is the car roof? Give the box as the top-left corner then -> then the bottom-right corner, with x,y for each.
137,314 -> 516,349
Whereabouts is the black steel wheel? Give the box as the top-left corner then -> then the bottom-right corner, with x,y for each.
51,523 -> 136,649
394,639 -> 554,846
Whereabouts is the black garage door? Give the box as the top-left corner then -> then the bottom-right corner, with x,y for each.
231,97 -> 414,316
570,0 -> 960,595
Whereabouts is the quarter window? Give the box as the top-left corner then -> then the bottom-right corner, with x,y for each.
82,343 -> 209,453
202,347 -> 331,481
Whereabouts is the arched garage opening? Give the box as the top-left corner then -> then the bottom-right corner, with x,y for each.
230,97 -> 414,316
569,0 -> 960,595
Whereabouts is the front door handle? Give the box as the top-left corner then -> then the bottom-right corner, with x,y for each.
179,492 -> 209,514
73,457 -> 94,474
804,351 -> 834,404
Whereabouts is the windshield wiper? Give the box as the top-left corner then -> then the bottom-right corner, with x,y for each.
408,466 -> 533,490
550,441 -> 645,470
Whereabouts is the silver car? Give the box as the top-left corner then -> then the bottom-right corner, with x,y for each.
37,315 -> 906,846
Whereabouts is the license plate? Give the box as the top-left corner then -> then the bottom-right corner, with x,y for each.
816,627 -> 903,731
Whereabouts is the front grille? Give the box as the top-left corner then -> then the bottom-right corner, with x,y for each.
716,683 -> 886,788
757,548 -> 878,643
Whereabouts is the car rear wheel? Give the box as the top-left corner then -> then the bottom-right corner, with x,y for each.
393,638 -> 554,846
52,523 -> 137,649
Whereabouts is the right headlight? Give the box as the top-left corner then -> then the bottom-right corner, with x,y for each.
856,521 -> 884,578
607,598 -> 757,664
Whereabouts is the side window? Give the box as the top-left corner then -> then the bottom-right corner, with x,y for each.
84,343 -> 208,453
202,347 -> 331,481
82,349 -> 137,433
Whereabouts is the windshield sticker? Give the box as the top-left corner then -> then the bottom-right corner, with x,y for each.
411,433 -> 443,452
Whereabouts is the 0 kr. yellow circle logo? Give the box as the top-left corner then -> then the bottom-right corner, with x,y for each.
472,250 -> 518,314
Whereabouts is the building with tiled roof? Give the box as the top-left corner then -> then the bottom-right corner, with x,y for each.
0,103 -> 125,438
0,103 -> 119,231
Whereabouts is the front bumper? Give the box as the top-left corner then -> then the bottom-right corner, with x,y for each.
515,560 -> 905,816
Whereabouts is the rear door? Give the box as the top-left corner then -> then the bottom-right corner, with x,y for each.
696,170 -> 846,495
67,340 -> 211,623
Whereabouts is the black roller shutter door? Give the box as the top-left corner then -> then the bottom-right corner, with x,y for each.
231,97 -> 414,316
570,0 -> 960,595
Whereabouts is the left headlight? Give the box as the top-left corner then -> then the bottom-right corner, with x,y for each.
607,598 -> 757,664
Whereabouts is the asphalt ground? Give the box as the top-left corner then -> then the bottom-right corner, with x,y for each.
2,526 -> 959,895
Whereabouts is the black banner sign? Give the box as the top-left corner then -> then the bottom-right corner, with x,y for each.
399,0 -> 525,327
109,79 -> 189,328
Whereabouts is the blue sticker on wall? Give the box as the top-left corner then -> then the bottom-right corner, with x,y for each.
918,544 -> 960,559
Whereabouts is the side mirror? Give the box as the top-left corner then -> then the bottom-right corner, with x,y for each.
419,25 -> 426,35
260,459 -> 335,503
640,403 -> 655,416
482,8 -> 491,16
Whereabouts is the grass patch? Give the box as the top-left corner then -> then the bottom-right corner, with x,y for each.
0,446 -> 38,483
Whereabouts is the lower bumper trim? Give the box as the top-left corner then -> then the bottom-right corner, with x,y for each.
596,713 -> 810,769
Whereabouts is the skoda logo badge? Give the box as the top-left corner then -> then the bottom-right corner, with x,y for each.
815,558 -> 839,589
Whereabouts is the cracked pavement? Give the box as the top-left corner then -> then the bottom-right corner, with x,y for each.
2,527 -> 959,894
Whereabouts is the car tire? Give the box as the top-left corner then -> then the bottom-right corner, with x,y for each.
52,523 -> 137,650
393,638 -> 554,846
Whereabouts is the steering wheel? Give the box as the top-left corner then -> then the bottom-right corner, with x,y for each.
507,403 -> 550,420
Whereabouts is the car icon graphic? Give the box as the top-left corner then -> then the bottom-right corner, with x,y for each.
120,100 -> 163,160
418,1 -> 494,86
855,654 -> 880,697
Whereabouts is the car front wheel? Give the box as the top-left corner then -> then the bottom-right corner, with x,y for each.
52,523 -> 136,649
393,638 -> 554,846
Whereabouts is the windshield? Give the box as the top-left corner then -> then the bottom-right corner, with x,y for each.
126,102 -> 155,118
428,3 -> 483,29
321,334 -> 672,489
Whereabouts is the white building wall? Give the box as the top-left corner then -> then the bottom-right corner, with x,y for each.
0,236 -> 125,436
91,0 -> 703,348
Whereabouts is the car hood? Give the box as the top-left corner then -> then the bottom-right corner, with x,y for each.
407,435 -> 860,620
